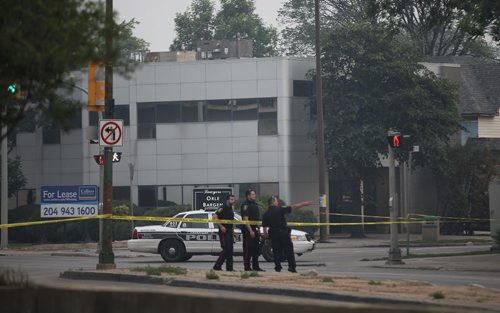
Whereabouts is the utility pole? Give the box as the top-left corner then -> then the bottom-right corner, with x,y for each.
97,0 -> 116,269
387,130 -> 403,264
1,120 -> 7,250
315,0 -> 329,242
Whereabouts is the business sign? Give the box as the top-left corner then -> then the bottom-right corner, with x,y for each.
193,188 -> 233,210
41,185 -> 98,218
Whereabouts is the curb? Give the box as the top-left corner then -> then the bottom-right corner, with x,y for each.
371,265 -> 500,273
60,270 -> 497,312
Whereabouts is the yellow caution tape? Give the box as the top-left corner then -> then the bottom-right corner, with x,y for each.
0,213 -> 466,230
323,212 -> 491,222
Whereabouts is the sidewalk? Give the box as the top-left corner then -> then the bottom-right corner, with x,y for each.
319,233 -> 494,249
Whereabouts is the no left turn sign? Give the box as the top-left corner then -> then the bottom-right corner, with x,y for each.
99,119 -> 123,147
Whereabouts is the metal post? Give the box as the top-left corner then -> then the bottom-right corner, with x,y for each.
315,0 -> 329,242
97,0 -> 115,269
129,163 -> 134,231
387,134 -> 403,264
1,121 -> 8,250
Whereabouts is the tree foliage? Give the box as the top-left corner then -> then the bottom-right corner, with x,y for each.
170,0 -> 278,57
433,143 -> 497,229
171,0 -> 215,51
3,157 -> 27,198
278,0 -> 500,57
0,0 -> 148,140
321,22 -> 462,178
379,0 -> 499,56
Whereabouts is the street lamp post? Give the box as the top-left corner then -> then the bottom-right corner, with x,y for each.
315,0 -> 329,242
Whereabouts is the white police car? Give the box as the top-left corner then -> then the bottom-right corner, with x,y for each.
127,209 -> 315,262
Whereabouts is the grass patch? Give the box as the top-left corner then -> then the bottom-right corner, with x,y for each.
131,265 -> 187,276
368,280 -> 382,286
0,268 -> 30,286
320,276 -> 334,283
403,250 -> 497,259
241,271 -> 261,279
206,269 -> 219,280
430,291 -> 445,299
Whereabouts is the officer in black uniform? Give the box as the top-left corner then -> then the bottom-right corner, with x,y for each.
213,194 -> 236,271
262,196 -> 312,273
241,189 -> 264,271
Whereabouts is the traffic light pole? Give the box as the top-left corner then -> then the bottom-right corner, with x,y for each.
1,119 -> 8,250
97,0 -> 115,269
387,133 -> 403,264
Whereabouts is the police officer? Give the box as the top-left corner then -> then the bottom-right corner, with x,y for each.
241,189 -> 264,271
262,196 -> 312,273
213,194 -> 236,271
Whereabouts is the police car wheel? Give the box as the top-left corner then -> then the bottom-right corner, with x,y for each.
159,240 -> 186,262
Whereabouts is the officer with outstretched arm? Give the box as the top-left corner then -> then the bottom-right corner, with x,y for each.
262,196 -> 312,273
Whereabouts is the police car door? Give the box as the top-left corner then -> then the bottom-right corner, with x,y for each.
179,213 -> 213,253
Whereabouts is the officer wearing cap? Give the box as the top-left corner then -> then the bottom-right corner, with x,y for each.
213,194 -> 236,271
262,196 -> 312,273
241,189 -> 264,272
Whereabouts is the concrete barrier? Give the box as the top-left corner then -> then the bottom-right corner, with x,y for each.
0,284 -> 489,313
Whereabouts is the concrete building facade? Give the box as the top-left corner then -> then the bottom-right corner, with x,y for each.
9,57 -> 319,210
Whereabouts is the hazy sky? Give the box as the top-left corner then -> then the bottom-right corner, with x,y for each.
115,0 -> 283,52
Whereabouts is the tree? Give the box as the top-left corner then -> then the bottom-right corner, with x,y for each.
379,0 -> 499,56
278,0 -> 380,55
116,19 -> 151,62
170,0 -> 215,51
6,157 -> 27,198
0,0 -> 142,139
433,143 -> 497,234
321,22 -> 462,177
170,0 -> 278,57
214,0 -> 278,57
278,0 -> 499,57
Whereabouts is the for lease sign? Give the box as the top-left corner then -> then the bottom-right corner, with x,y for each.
41,185 -> 98,218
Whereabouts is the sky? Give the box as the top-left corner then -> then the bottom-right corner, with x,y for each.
114,0 -> 283,52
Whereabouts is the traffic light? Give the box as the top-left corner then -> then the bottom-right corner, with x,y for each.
387,134 -> 402,148
87,63 -> 105,112
6,81 -> 21,99
93,155 -> 104,165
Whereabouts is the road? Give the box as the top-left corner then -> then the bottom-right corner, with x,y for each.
1,244 -> 499,289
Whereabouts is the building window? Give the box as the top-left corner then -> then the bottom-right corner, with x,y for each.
233,98 -> 258,121
68,109 -> 82,129
157,102 -> 181,123
138,185 -> 157,208
113,186 -> 131,202
206,100 -> 232,122
89,105 -> 130,126
258,98 -> 278,135
138,103 -> 157,139
181,101 -> 205,122
42,127 -> 61,144
461,120 -> 478,145
293,80 -> 314,97
137,124 -> 156,139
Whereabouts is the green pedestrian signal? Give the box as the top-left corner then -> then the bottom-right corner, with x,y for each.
7,83 -> 17,94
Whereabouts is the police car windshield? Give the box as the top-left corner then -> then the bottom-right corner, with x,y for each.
163,213 -> 186,228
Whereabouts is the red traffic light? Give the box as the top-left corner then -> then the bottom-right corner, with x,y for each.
93,155 -> 104,165
387,135 -> 401,148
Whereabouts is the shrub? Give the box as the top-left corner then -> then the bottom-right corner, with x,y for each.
494,228 -> 500,246
286,210 -> 319,236
320,276 -> 334,283
430,291 -> 445,299
206,270 -> 219,280
0,268 -> 30,286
